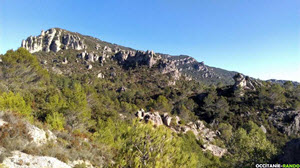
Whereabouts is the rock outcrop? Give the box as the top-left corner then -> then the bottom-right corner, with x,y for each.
114,50 -> 160,68
159,60 -> 181,80
2,151 -> 71,168
233,73 -> 261,91
135,109 -> 227,157
135,109 -> 163,126
21,28 -> 86,53
26,123 -> 57,146
97,72 -> 104,79
269,110 -> 300,136
78,51 -> 103,64
0,112 -> 57,147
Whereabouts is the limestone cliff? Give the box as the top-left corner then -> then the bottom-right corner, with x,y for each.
21,28 -> 86,53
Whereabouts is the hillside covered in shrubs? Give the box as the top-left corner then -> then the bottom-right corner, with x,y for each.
0,29 -> 299,167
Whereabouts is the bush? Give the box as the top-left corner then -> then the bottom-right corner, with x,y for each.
46,112 -> 65,131
0,92 -> 32,119
228,121 -> 277,167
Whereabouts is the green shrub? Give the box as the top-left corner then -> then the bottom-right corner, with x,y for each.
46,112 -> 65,131
0,91 -> 32,119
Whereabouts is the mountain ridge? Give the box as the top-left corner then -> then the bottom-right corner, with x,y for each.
21,27 -> 238,85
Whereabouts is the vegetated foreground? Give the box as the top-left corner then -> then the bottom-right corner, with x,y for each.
0,28 -> 299,168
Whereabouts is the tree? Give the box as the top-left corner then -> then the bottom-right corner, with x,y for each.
283,81 -> 294,92
228,121 -> 277,167
63,82 -> 92,131
218,123 -> 233,142
153,95 -> 172,112
46,111 -> 65,131
115,122 -> 198,168
0,91 -> 32,119
269,84 -> 286,106
203,88 -> 229,121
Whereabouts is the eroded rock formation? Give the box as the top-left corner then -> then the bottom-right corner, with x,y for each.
233,73 -> 261,91
114,50 -> 160,68
21,28 -> 86,53
269,110 -> 300,136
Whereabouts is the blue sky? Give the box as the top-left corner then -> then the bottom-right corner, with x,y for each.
1,0 -> 300,82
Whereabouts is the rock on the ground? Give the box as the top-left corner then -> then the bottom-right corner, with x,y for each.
0,118 -> 8,127
162,113 -> 172,126
97,72 -> 104,79
51,67 -> 63,75
260,125 -> 267,134
135,110 -> 163,126
26,123 -> 57,146
62,58 -> 68,65
87,64 -> 92,70
2,151 -> 71,168
203,144 -> 227,157
68,160 -> 94,168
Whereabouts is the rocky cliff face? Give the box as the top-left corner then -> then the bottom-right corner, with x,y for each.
114,50 -> 160,68
164,55 -> 237,84
20,28 -> 240,85
21,28 -> 86,53
233,73 -> 262,91
269,109 -> 300,136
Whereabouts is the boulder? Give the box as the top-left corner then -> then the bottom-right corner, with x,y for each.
0,118 -> 8,127
26,123 -> 57,146
41,60 -> 47,65
147,112 -> 163,126
135,110 -> 163,126
62,58 -> 68,64
260,125 -> 267,134
2,151 -> 71,168
175,116 -> 181,125
87,53 -> 94,62
117,86 -> 127,92
68,160 -> 94,168
95,44 -> 100,50
97,73 -> 104,79
203,144 -> 227,157
135,109 -> 145,120
104,46 -> 112,52
87,64 -> 92,70
94,54 -> 99,62
162,113 -> 172,126
51,67 -> 63,75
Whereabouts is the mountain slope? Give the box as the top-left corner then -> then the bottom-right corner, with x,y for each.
21,28 -> 237,85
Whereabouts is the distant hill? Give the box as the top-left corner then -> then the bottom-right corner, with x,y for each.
267,79 -> 300,86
